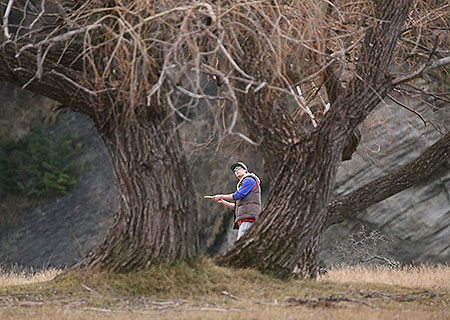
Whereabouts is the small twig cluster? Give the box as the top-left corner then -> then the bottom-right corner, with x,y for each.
332,225 -> 399,267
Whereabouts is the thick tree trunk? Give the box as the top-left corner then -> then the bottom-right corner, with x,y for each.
0,34 -> 200,272
75,109 -> 199,271
215,128 -> 346,278
1,21 -> 200,271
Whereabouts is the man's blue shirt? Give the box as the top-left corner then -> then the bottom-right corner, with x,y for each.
232,177 -> 257,200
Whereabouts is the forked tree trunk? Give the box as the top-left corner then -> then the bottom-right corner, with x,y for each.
216,0 -> 411,279
215,128 -> 346,278
76,109 -> 199,271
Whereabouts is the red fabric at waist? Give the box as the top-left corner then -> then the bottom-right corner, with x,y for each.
237,218 -> 255,227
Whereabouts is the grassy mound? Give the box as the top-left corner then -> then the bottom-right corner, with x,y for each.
0,259 -> 448,320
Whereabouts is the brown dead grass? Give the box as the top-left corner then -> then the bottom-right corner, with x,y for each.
0,265 -> 61,287
322,264 -> 450,289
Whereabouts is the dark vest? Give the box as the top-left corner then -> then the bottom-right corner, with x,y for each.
235,173 -> 262,224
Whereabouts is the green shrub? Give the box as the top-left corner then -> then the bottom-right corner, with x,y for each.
0,124 -> 82,197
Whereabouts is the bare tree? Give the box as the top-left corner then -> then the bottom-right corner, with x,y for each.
0,0 -> 203,271
213,0 -> 450,278
1,0 -> 449,276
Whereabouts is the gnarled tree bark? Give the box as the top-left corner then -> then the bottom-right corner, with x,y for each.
76,109 -> 199,271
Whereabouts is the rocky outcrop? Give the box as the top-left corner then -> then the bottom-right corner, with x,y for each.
0,111 -> 117,268
319,103 -> 450,265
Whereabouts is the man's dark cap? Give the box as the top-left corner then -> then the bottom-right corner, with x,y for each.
230,162 -> 248,172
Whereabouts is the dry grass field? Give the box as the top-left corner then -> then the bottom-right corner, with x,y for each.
324,264 -> 450,289
0,265 -> 61,287
0,259 -> 448,320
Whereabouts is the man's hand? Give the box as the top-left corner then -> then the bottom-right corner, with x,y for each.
212,195 -> 235,210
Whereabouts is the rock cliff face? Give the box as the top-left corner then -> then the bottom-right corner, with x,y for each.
0,95 -> 448,268
319,103 -> 450,265
0,111 -> 117,267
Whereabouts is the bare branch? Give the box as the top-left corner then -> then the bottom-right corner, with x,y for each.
165,90 -> 192,122
29,0 -> 46,30
327,131 -> 450,226
392,56 -> 450,85
387,93 -> 427,127
17,24 -> 102,55
228,105 -> 260,146
397,85 -> 450,105
223,75 -> 259,146
3,0 -> 14,40
48,70 -> 97,96
218,41 -> 254,81
295,85 -> 317,128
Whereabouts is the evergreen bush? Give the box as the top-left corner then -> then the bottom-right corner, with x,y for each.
0,124 -> 82,197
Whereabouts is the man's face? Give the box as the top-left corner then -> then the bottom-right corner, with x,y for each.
234,166 -> 246,179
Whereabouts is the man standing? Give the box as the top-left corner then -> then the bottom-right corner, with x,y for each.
212,162 -> 262,240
